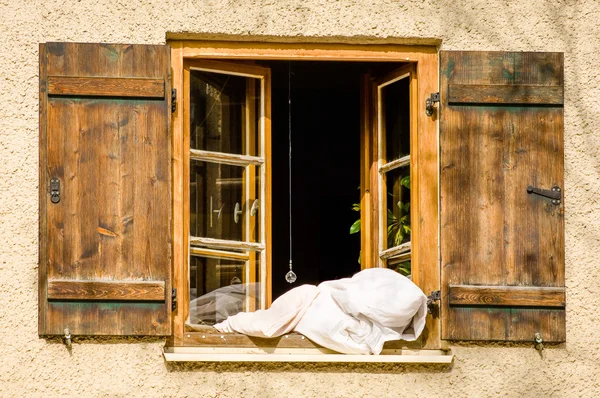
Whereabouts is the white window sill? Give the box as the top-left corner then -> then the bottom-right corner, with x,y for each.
163,347 -> 453,363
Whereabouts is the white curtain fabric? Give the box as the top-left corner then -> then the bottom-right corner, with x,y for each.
214,268 -> 428,355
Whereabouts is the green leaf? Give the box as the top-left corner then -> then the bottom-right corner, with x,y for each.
395,226 -> 405,246
401,202 -> 410,212
403,225 -> 411,234
394,261 -> 411,276
387,209 -> 397,224
401,175 -> 410,189
349,219 -> 361,234
352,203 -> 361,212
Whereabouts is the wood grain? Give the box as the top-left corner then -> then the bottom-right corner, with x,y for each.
189,148 -> 264,166
189,236 -> 264,252
415,52 -> 441,349
359,73 -> 373,269
40,42 -> 172,336
379,241 -> 411,260
449,285 -> 565,307
440,51 -> 565,342
448,84 -> 563,105
48,280 -> 166,301
379,155 -> 410,174
48,76 -> 165,98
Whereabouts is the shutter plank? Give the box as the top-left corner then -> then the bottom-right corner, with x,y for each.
440,51 -> 565,342
40,43 -> 172,336
448,84 -> 563,105
48,77 -> 165,98
449,285 -> 565,307
48,281 -> 166,301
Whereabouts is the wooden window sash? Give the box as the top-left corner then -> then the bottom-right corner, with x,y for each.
376,64 -> 415,264
190,149 -> 264,166
189,246 -> 251,261
189,236 -> 265,252
379,154 -> 410,174
380,241 -> 411,260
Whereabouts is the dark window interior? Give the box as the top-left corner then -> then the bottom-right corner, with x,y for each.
264,61 -> 405,299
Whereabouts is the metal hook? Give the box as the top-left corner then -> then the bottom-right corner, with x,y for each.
64,328 -> 72,349
534,333 -> 544,352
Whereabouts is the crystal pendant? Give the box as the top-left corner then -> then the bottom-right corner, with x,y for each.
285,270 -> 297,284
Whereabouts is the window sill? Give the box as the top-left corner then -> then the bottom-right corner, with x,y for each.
163,347 -> 453,363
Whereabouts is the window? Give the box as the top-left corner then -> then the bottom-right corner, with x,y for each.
39,42 -> 565,359
169,42 -> 441,350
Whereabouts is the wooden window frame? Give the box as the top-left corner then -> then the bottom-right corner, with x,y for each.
169,40 -> 440,350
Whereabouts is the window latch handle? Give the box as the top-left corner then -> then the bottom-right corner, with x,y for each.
234,202 -> 243,224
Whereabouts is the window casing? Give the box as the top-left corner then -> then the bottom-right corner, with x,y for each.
169,40 -> 441,350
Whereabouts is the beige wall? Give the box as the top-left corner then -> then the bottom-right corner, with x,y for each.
2,0 -> 599,396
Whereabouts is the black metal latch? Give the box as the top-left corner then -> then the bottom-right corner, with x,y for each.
527,185 -> 561,205
50,178 -> 60,204
171,88 -> 177,113
171,288 -> 177,311
425,92 -> 440,117
427,290 -> 441,314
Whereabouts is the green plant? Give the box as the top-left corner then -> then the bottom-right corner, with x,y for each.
350,175 -> 411,275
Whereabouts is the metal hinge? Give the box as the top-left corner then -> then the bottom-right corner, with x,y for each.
171,88 -> 177,113
425,92 -> 440,117
171,288 -> 177,311
427,290 -> 441,314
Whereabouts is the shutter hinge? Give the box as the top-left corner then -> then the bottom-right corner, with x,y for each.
171,288 -> 177,311
425,92 -> 440,117
171,88 -> 177,113
427,290 -> 441,314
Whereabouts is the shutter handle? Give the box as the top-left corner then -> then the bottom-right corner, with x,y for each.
50,178 -> 60,204
526,185 -> 561,205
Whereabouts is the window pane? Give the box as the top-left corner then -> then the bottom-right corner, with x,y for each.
190,160 -> 260,242
190,70 -> 261,156
385,166 -> 411,248
188,255 -> 261,326
387,258 -> 411,279
382,76 -> 410,162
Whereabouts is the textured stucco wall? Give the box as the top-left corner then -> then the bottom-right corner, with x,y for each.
1,0 -> 600,397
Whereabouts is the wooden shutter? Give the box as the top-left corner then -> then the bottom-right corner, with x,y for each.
440,51 -> 565,342
39,43 -> 172,336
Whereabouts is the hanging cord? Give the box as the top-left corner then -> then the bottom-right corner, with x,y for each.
285,61 -> 297,284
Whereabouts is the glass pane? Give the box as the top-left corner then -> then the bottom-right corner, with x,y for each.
188,255 -> 261,325
382,76 -> 410,162
190,70 -> 261,156
385,166 -> 411,249
388,259 -> 411,279
190,160 -> 260,242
